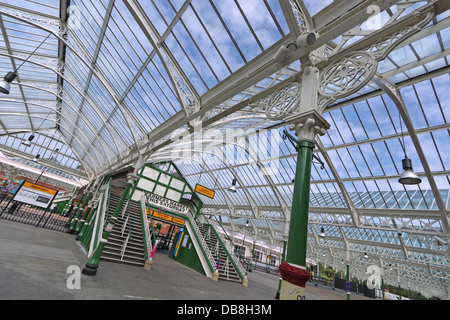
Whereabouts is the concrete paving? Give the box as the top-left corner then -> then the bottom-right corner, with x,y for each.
0,219 -> 375,301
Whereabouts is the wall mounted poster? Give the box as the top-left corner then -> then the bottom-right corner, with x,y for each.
13,181 -> 59,209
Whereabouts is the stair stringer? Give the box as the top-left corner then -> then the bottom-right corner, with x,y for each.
184,219 -> 214,279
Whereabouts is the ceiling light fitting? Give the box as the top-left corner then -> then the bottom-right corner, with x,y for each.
0,33 -> 51,95
397,108 -> 421,185
21,133 -> 35,147
319,227 -> 326,238
399,157 -> 422,185
228,178 -> 237,193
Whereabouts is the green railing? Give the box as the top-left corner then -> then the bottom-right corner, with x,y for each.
79,179 -> 111,255
140,194 -> 159,261
200,214 -> 246,280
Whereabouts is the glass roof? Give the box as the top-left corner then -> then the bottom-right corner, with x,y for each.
0,0 -> 448,298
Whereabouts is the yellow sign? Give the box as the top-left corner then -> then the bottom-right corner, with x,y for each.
153,211 -> 173,222
14,181 -> 59,209
172,217 -> 185,226
147,208 -> 185,225
195,184 -> 215,199
23,182 -> 58,195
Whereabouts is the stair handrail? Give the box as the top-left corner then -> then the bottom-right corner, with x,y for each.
120,234 -> 130,261
208,215 -> 241,257
120,191 -> 133,256
185,209 -> 217,275
183,202 -> 223,264
88,178 -> 111,256
198,222 -> 223,268
145,203 -> 158,248
120,198 -> 129,219
201,214 -> 246,279
140,195 -> 154,261
121,210 -> 129,237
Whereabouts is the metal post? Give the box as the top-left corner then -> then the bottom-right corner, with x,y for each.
286,141 -> 314,266
75,205 -> 97,241
346,264 -> 351,300
82,174 -> 137,276
279,140 -> 314,300
315,264 -> 318,286
62,196 -> 76,217
68,192 -> 90,233
74,200 -> 96,235
66,192 -> 85,225
275,240 -> 287,299
332,269 -> 335,290
278,112 -> 329,300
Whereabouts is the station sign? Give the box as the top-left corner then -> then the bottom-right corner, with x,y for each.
146,192 -> 189,215
147,208 -> 185,226
194,184 -> 215,199
13,182 -> 58,209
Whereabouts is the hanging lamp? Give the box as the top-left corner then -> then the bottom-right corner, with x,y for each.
0,33 -> 51,95
21,133 -> 35,147
397,108 -> 421,185
399,158 -> 422,185
228,178 -> 237,193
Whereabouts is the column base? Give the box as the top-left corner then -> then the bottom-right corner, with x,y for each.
280,280 -> 307,300
143,259 -> 153,270
242,276 -> 248,287
82,264 -> 98,276
278,261 -> 311,300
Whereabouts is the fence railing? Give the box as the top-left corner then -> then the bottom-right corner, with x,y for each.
0,197 -> 71,233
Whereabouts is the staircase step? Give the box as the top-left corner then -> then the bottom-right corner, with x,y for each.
196,222 -> 244,283
100,255 -> 145,267
99,184 -> 146,269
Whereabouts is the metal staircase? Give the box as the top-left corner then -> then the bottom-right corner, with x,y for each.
97,187 -> 245,284
198,223 -> 243,283
100,187 -> 146,267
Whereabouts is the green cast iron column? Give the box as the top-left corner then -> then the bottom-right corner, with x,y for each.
82,175 -> 136,276
279,113 -> 329,300
285,141 -> 314,266
75,204 -> 97,241
62,196 -> 75,217
66,192 -> 85,226
68,191 -> 91,233
74,200 -> 95,234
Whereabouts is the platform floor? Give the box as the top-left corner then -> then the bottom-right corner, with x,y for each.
0,219 -> 375,300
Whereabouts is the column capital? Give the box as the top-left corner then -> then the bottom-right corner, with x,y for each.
286,109 -> 330,144
88,199 -> 98,208
126,173 -> 138,185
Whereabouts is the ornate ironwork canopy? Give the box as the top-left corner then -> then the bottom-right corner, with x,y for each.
0,0 -> 448,298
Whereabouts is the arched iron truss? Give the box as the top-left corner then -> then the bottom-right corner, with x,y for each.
0,0 -> 448,298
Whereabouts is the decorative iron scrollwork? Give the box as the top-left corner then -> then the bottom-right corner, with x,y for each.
265,82 -> 302,121
318,51 -> 377,100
